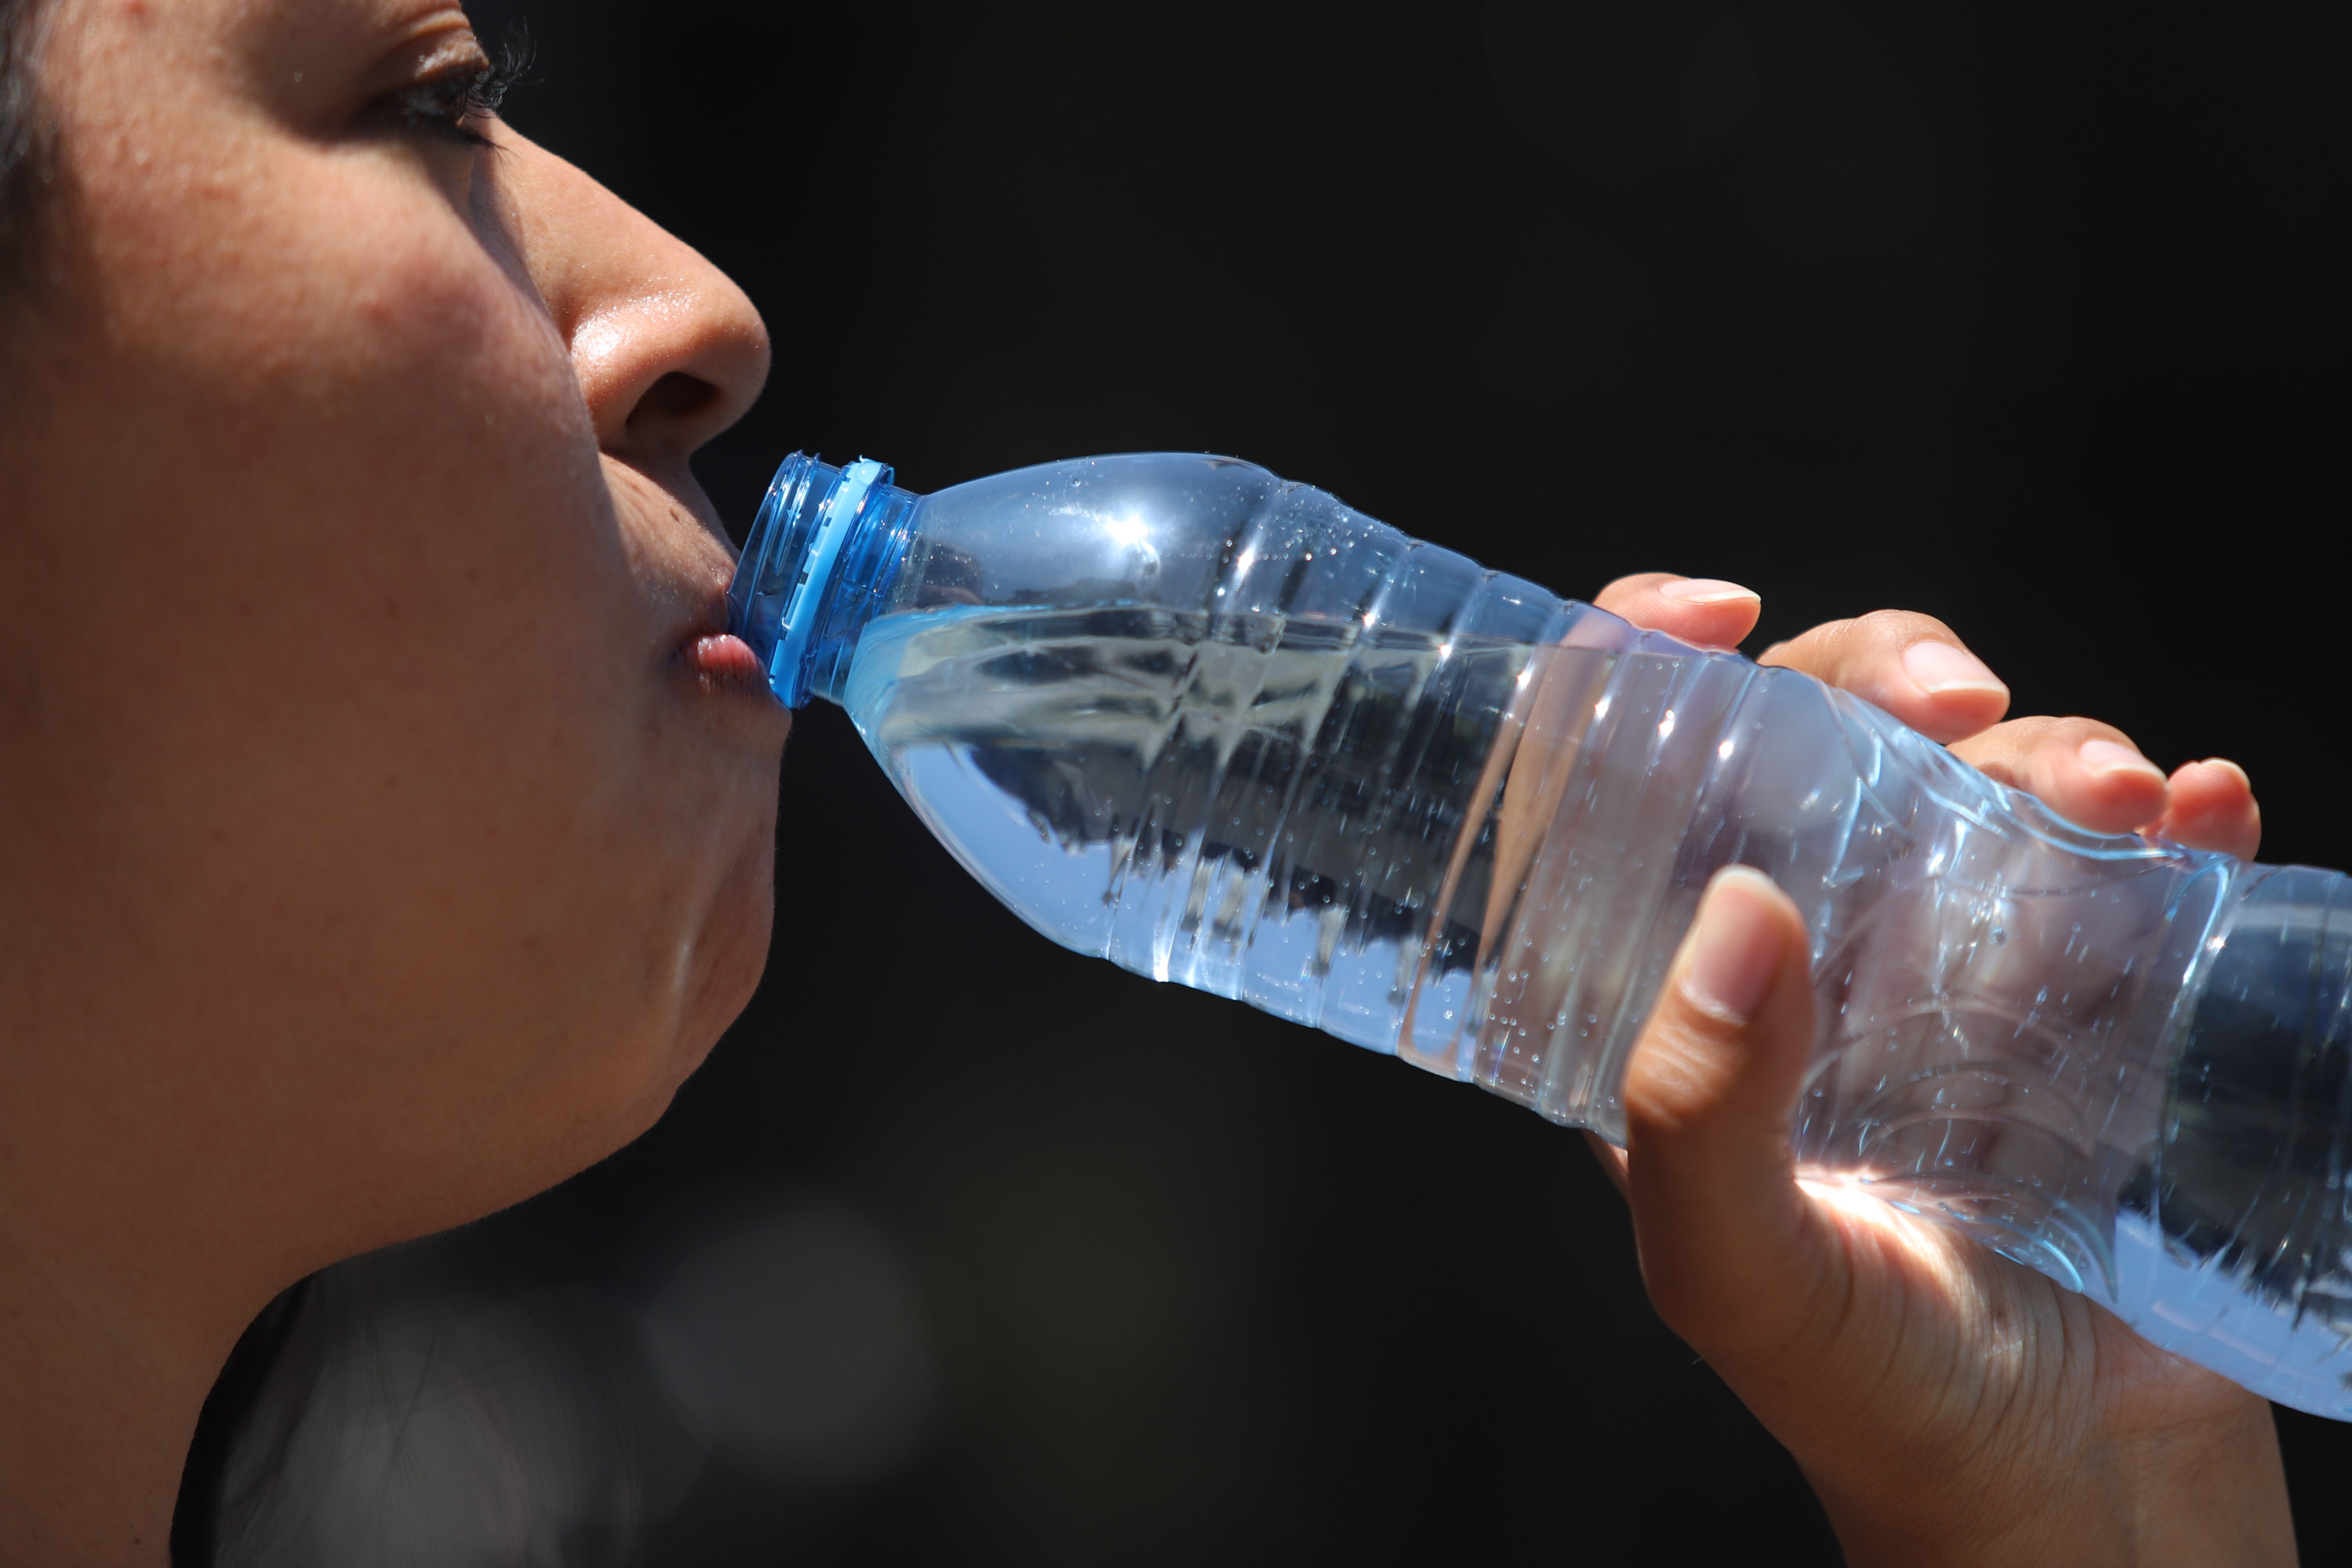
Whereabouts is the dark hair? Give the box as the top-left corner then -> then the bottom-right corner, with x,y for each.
0,0 -> 49,287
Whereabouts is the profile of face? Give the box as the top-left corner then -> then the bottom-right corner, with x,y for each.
0,0 -> 783,1287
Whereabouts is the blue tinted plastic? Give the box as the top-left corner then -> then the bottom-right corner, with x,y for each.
731,450 -> 2352,1419
728,455 -> 920,707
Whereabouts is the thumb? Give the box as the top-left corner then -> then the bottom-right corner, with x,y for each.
1622,866 -> 1836,1363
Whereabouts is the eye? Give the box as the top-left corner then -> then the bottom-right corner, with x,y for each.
389,71 -> 491,147
383,42 -> 524,150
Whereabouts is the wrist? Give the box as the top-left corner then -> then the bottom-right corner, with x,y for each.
1809,1396 -> 2294,1568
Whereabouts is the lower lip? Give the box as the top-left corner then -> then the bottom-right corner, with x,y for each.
685,633 -> 771,692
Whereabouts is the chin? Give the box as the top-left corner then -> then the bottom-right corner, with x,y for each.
635,830 -> 779,1126
461,796 -> 781,1226
577,999 -> 755,1180
326,891 -> 777,1263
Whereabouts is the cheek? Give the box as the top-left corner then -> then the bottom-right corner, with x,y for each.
25,120 -> 794,1222
82,149 -> 619,636
56,142 -> 674,1035
126,217 -> 637,891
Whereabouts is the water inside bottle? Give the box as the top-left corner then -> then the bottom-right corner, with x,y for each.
839,602 -> 2352,1418
842,602 -> 1542,1054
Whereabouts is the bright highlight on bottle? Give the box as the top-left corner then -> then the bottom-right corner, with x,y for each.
731,449 -> 2352,1421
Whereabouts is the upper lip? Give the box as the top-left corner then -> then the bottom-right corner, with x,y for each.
679,585 -> 737,652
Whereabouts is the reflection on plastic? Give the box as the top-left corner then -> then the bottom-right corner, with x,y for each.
730,449 -> 2352,1421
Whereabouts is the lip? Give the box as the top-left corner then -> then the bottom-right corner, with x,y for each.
675,589 -> 777,700
686,630 -> 769,689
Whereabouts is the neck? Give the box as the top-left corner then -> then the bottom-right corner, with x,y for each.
0,1149 -> 276,1566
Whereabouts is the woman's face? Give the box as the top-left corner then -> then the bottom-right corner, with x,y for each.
0,0 -> 783,1263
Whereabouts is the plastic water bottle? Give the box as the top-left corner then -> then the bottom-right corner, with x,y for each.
730,450 -> 2352,1419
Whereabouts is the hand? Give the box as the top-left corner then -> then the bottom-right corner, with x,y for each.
1593,574 -> 2259,855
1588,575 -> 2295,1568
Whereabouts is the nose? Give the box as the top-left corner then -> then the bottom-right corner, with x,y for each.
496,129 -> 772,489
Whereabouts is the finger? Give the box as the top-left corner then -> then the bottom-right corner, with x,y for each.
2155,757 -> 2262,858
1621,867 -> 1837,1362
1759,611 -> 2009,744
1948,716 -> 2172,837
1593,571 -> 1762,652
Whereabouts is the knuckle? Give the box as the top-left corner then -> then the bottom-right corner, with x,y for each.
2060,719 -> 2136,747
1623,1021 -> 1737,1134
1992,715 -> 2069,751
1974,713 -> 2111,754
1598,570 -> 1674,599
1756,618 -> 1853,671
1853,607 -> 1947,645
2052,713 -> 2133,752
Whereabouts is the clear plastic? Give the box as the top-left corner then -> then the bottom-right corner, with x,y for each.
731,451 -> 2352,1418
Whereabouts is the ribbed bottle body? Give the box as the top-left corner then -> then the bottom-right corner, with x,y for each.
2127,867 -> 2352,1413
833,454 -> 1690,1054
736,451 -> 2352,1415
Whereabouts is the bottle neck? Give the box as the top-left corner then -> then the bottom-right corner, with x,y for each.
728,453 -> 920,707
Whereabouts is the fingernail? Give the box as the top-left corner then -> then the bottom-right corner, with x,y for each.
1658,577 -> 1760,606
1681,868 -> 1787,1024
2198,757 -> 2252,789
1900,641 -> 2007,698
2079,739 -> 2166,782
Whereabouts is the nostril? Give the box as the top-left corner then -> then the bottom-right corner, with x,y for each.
629,372 -> 720,431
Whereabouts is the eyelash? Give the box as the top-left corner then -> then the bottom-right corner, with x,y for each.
390,48 -> 527,149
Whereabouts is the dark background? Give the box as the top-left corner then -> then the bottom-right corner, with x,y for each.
376,1 -> 2350,1561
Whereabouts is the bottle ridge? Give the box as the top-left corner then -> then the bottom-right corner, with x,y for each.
731,450 -> 2352,1418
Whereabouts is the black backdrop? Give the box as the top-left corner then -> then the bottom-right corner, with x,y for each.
405,2 -> 2350,1561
